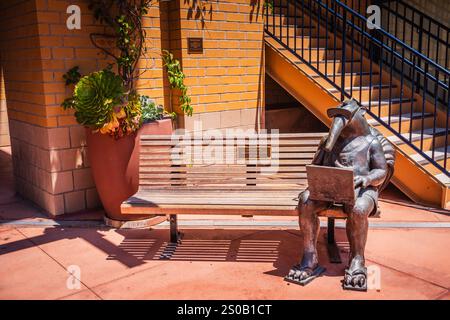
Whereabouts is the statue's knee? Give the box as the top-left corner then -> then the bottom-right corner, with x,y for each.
298,190 -> 310,207
351,197 -> 372,218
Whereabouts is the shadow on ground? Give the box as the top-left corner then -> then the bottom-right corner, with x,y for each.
0,226 -> 350,280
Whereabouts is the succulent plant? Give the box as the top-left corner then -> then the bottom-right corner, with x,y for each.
72,69 -> 125,129
140,95 -> 176,123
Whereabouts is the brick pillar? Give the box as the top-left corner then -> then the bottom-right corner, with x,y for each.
0,0 -> 165,215
0,64 -> 9,147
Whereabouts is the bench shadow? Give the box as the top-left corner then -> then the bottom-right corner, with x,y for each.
107,227 -> 349,279
0,226 -> 349,280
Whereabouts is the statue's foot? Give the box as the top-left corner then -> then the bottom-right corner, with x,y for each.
285,253 -> 325,286
342,255 -> 367,291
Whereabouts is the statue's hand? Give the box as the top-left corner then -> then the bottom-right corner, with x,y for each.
354,175 -> 371,188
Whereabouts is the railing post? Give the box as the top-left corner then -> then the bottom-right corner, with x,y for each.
340,8 -> 347,101
416,14 -> 424,93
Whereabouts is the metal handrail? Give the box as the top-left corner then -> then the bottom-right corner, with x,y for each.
334,1 -> 449,76
378,0 -> 449,62
264,0 -> 449,176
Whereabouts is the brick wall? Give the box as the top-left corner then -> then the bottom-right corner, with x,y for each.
165,0 -> 265,132
0,65 -> 9,147
0,0 -> 165,215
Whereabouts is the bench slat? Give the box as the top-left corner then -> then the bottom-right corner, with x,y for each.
137,186 -> 305,191
139,166 -> 309,173
140,133 -> 327,140
139,159 -> 314,165
138,153 -> 316,160
134,189 -> 301,197
139,179 -> 307,185
139,173 -> 307,179
140,140 -> 322,146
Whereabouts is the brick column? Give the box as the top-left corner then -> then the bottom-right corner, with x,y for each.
0,65 -> 9,147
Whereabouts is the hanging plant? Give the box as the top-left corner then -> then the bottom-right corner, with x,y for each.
162,50 -> 193,116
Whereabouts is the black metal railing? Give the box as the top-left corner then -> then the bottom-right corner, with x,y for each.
342,0 -> 450,105
375,1 -> 447,71
265,0 -> 449,177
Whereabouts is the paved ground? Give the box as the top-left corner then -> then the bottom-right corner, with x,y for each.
1,146 -> 450,299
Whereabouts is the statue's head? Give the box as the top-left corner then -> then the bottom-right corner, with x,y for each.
323,99 -> 370,152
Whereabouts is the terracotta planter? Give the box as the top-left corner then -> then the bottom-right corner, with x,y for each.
86,118 -> 173,221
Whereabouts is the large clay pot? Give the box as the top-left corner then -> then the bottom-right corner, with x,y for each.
86,118 -> 173,221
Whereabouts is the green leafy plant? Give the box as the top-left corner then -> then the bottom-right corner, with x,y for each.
63,66 -> 82,86
62,69 -> 141,138
141,95 -> 176,123
162,50 -> 193,116
73,69 -> 124,129
264,0 -> 273,13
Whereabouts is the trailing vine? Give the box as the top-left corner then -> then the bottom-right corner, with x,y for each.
87,0 -> 153,91
162,50 -> 193,116
264,0 -> 273,13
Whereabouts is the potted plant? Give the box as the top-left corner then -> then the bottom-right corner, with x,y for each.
60,0 -> 191,222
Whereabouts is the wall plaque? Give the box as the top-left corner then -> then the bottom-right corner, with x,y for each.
188,37 -> 203,54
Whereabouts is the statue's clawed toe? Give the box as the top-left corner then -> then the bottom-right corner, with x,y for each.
285,264 -> 326,286
343,267 -> 367,291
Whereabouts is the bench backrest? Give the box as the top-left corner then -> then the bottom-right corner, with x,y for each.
138,132 -> 326,191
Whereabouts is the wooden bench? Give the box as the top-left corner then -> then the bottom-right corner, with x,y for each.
121,132 -> 348,263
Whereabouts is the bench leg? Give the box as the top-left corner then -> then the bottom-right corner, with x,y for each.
169,214 -> 180,244
326,218 -> 342,264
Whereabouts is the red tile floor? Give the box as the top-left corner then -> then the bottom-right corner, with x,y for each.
1,146 -> 449,299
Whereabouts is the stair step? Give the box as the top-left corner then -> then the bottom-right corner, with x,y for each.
276,34 -> 330,39
387,128 -> 450,145
311,71 -> 379,77
269,16 -> 313,26
268,23 -> 317,30
434,173 -> 450,185
367,112 -> 433,126
329,84 -> 394,93
279,46 -> 342,52
410,146 -> 450,165
362,98 -> 415,107
296,59 -> 361,64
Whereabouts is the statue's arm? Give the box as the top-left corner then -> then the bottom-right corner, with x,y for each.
366,139 -> 388,187
311,135 -> 328,165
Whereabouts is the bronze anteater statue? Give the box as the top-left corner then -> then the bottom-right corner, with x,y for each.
287,98 -> 395,291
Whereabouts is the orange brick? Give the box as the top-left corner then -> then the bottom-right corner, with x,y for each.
220,3 -> 239,12
37,12 -> 61,24
52,48 -> 74,59
226,13 -> 246,22
221,92 -> 241,102
39,35 -> 63,47
57,115 -> 78,126
44,82 -> 66,94
74,48 -> 104,59
225,32 -> 247,40
219,40 -> 240,49
186,68 -> 206,77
